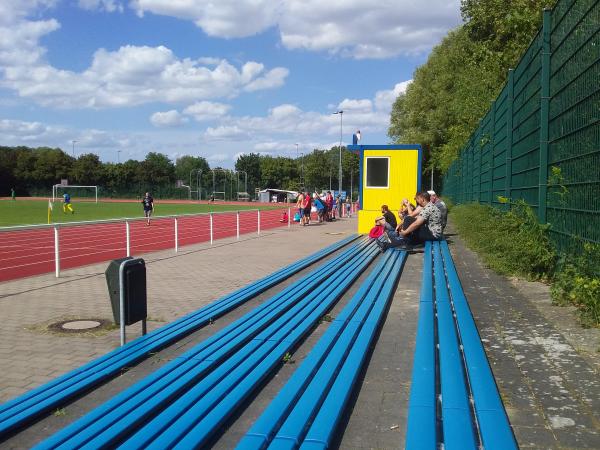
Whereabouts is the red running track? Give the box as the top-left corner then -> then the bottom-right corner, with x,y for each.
0,209 -> 290,283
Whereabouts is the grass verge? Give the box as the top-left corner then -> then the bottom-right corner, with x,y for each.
451,202 -> 599,327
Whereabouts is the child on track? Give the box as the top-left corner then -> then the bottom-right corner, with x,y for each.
62,192 -> 74,214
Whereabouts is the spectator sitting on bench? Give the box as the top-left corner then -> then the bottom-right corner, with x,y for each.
378,191 -> 443,252
380,204 -> 397,230
402,196 -> 423,218
428,190 -> 448,232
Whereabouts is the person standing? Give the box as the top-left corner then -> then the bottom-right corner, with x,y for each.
301,190 -> 311,225
62,192 -> 74,214
296,191 -> 304,225
11,187 -> 15,201
345,197 -> 351,218
337,195 -> 343,218
142,192 -> 154,225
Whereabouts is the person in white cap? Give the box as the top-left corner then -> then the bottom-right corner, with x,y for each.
427,190 -> 448,231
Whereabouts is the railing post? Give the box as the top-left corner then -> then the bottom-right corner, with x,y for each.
174,217 -> 178,253
126,221 -> 130,257
54,225 -> 60,278
210,213 -> 213,245
505,69 -> 514,211
538,8 -> 552,224
236,211 -> 240,240
257,210 -> 261,236
288,207 -> 291,228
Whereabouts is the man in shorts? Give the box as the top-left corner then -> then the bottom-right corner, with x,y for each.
142,192 -> 154,225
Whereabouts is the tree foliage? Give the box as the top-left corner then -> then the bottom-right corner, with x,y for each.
389,0 -> 551,174
0,145 -> 360,199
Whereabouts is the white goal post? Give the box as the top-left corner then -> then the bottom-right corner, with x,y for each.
52,185 -> 98,203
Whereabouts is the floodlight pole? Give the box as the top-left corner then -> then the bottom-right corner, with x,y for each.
71,140 -> 77,158
333,110 -> 343,196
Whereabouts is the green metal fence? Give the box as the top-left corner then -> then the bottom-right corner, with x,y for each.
442,0 -> 599,253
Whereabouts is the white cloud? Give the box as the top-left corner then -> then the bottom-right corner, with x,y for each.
1,43 -> 289,108
204,125 -> 249,141
150,110 -> 188,127
374,80 -> 411,112
131,0 -> 281,38
0,1 -> 57,23
244,67 -> 289,92
130,0 -> 462,59
0,2 -> 289,109
78,0 -> 124,13
0,77 -> 410,166
183,101 -> 231,122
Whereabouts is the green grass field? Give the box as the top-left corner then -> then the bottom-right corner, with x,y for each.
0,199 -> 280,227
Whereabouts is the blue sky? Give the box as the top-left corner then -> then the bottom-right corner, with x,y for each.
0,0 -> 462,168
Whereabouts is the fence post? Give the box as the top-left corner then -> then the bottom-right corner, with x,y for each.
174,218 -> 178,252
538,8 -> 552,224
126,221 -> 130,257
478,128 -> 483,203
288,207 -> 291,228
489,101 -> 495,205
210,213 -> 213,245
237,211 -> 240,240
257,209 -> 261,236
505,69 -> 514,210
54,225 -> 60,278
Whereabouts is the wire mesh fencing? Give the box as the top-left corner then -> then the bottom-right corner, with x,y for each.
442,0 -> 599,254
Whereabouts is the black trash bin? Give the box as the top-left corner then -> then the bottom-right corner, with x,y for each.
105,257 -> 147,325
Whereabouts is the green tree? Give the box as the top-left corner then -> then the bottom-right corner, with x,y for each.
175,155 -> 210,188
388,0 -> 550,175
30,148 -> 73,188
71,153 -> 104,185
138,152 -> 175,186
235,153 -> 261,193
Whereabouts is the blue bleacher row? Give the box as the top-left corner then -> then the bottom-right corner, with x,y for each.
0,234 -> 359,438
34,237 -> 380,449
406,241 -> 517,450
0,236 -> 518,449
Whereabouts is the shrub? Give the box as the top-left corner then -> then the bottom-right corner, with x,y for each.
551,243 -> 600,326
450,201 -> 556,280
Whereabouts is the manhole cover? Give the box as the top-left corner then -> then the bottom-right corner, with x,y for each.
47,318 -> 112,334
61,320 -> 102,331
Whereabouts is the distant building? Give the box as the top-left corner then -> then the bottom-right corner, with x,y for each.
257,188 -> 298,203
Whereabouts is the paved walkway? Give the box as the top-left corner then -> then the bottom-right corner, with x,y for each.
1,218 -> 599,449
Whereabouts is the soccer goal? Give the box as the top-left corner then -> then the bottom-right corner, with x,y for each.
52,185 -> 98,203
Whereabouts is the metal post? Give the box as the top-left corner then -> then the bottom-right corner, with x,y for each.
490,101 -> 495,205
54,225 -> 60,278
236,211 -> 240,240
118,260 -> 127,346
210,213 -> 213,245
288,207 -> 291,228
430,168 -> 434,191
257,210 -> 261,236
126,221 -> 130,257
538,8 -> 552,224
505,69 -> 514,211
174,218 -> 178,252
197,169 -> 202,201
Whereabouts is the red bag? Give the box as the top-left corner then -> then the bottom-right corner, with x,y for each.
369,225 -> 384,239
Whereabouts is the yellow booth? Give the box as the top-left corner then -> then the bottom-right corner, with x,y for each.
347,144 -> 422,234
